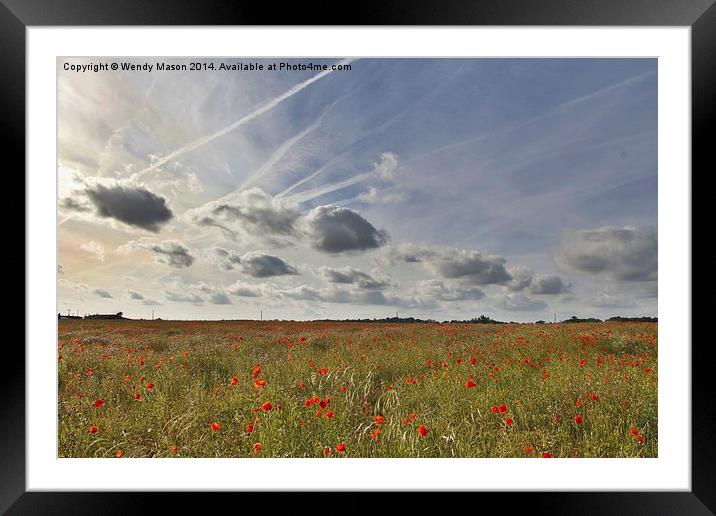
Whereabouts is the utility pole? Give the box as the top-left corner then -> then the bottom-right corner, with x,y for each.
554,313 -> 557,323
152,309 -> 154,320
260,308 -> 263,321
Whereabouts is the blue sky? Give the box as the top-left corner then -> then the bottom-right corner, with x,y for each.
58,58 -> 657,321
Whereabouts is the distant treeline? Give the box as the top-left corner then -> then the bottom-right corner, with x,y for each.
605,316 -> 658,323
60,312 -> 657,324
556,316 -> 657,324
314,315 -> 657,324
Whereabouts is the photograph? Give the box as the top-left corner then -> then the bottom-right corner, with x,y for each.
57,56 -> 658,459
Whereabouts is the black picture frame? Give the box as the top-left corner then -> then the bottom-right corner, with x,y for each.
5,0 -> 711,513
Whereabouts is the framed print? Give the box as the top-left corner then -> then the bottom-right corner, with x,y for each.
6,0 -> 712,513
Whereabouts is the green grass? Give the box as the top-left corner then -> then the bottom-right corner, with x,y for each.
58,320 -> 657,458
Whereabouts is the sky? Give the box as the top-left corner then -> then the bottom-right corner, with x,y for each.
57,58 -> 657,321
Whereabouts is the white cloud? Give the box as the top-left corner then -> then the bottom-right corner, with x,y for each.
80,241 -> 105,261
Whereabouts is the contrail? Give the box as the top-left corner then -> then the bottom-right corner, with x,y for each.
280,171 -> 374,205
408,69 -> 656,162
239,88 -> 357,191
129,58 -> 357,183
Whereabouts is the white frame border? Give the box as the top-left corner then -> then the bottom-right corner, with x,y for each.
27,26 -> 690,491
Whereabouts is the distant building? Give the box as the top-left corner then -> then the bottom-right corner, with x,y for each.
58,313 -> 82,320
84,312 -> 127,320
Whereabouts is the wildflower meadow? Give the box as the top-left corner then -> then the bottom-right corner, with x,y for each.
58,320 -> 657,458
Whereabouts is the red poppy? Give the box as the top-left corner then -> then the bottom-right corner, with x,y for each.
542,452 -> 553,458
323,447 -> 332,457
133,392 -> 141,401
498,404 -> 508,414
465,380 -> 477,389
170,446 -> 179,454
409,412 -> 417,421
254,379 -> 266,388
319,400 -> 328,409
490,405 -> 498,413
524,446 -> 535,455
373,415 -> 385,425
229,376 -> 238,386
146,383 -> 154,390
116,450 -> 123,458
336,443 -> 346,452
505,417 -> 514,427
252,365 -> 261,378
418,425 -> 428,437
579,359 -> 586,368
253,442 -> 262,453
88,425 -> 99,434
315,411 -> 322,418
371,428 -> 381,441
262,402 -> 273,411
93,399 -> 105,408
210,422 -> 221,432
319,368 -> 329,375
326,411 -> 335,419
575,399 -> 583,408
574,415 -> 584,425
340,385 -> 349,392
246,424 -> 254,433
628,426 -> 640,437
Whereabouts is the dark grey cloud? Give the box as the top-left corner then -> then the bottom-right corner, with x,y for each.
497,293 -> 548,312
506,267 -> 569,295
126,289 -> 162,305
306,206 -> 389,253
208,292 -> 232,304
237,252 -> 299,278
190,188 -> 300,242
126,289 -> 144,300
317,266 -> 391,290
414,279 -> 485,302
93,287 -> 113,299
82,183 -> 173,232
60,197 -> 91,212
554,226 -> 657,282
506,266 -> 534,292
528,274 -> 570,295
134,240 -> 194,268
212,247 -> 242,270
389,244 -> 510,285
195,284 -> 233,305
280,284 -> 434,309
165,290 -> 204,305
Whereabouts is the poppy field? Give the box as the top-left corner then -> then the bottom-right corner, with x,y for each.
58,320 -> 657,458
